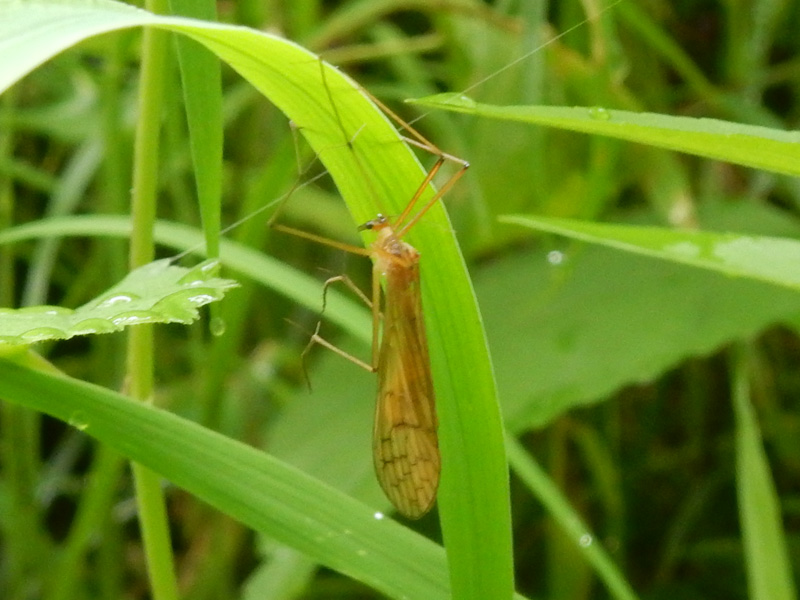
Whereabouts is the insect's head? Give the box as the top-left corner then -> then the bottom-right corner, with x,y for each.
358,214 -> 390,232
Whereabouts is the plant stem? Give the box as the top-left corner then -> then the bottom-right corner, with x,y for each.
127,3 -> 180,599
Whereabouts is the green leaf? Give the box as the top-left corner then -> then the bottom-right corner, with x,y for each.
474,243 -> 800,430
0,259 -> 236,345
170,0 -> 223,258
0,215 -> 373,344
0,359 -> 452,599
0,2 -> 512,598
500,215 -> 800,292
409,94 -> 800,176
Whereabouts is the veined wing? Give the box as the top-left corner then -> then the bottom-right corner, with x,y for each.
372,256 -> 440,519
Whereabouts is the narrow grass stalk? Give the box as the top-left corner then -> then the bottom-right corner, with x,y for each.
0,83 -> 45,600
731,344 -> 797,600
127,5 -> 180,599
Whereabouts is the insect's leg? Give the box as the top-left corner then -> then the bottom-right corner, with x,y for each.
322,275 -> 380,370
321,274 -> 373,313
395,153 -> 469,238
369,262 -> 382,371
350,85 -> 471,233
266,121 -> 317,230
300,274 -> 378,390
301,321 -> 373,374
267,100 -> 371,255
271,221 -> 371,256
265,137 -> 371,255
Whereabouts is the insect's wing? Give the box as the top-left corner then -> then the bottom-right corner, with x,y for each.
373,260 -> 440,519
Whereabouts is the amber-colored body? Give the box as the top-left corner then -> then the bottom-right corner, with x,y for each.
273,77 -> 468,518
366,221 -> 439,518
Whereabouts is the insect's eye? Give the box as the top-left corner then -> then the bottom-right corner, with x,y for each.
358,214 -> 389,231
372,214 -> 389,229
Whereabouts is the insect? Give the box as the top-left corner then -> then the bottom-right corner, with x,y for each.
271,72 -> 468,519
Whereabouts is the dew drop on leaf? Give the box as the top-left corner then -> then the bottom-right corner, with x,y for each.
209,317 -> 226,337
68,411 -> 89,431
588,106 -> 611,121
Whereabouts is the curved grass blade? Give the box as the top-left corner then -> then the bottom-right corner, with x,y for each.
501,215 -> 800,292
0,358 -> 451,599
0,3 -> 511,598
730,346 -> 797,600
410,94 -> 800,177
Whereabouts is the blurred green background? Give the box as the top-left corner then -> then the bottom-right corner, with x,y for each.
2,0 -> 800,598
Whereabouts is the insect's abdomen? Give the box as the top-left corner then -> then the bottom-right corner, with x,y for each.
372,244 -> 440,519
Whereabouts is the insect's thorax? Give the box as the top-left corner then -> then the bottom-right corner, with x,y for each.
371,226 -> 420,275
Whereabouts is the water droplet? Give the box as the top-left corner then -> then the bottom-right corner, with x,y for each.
455,94 -> 476,107
98,294 -> 136,308
69,411 -> 89,431
356,549 -> 367,557
20,327 -> 65,342
72,319 -> 116,335
209,317 -> 226,337
18,305 -> 71,316
199,260 -> 219,274
40,307 -> 70,316
179,261 -> 218,282
663,241 -> 700,258
111,312 -> 155,326
547,250 -> 565,265
588,107 -> 611,121
579,534 -> 593,547
373,512 -> 385,520
187,294 -> 217,306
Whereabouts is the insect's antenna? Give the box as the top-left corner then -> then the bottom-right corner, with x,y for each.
347,83 -> 470,233
404,0 -> 626,130
360,88 -> 449,162
320,61 -> 351,152
165,169 -> 331,265
467,0 -> 625,97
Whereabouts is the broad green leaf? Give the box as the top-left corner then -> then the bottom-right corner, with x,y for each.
0,259 -> 236,345
475,244 -> 800,430
410,94 -> 800,177
0,2 -> 512,598
0,215 -> 373,344
501,215 -> 800,292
